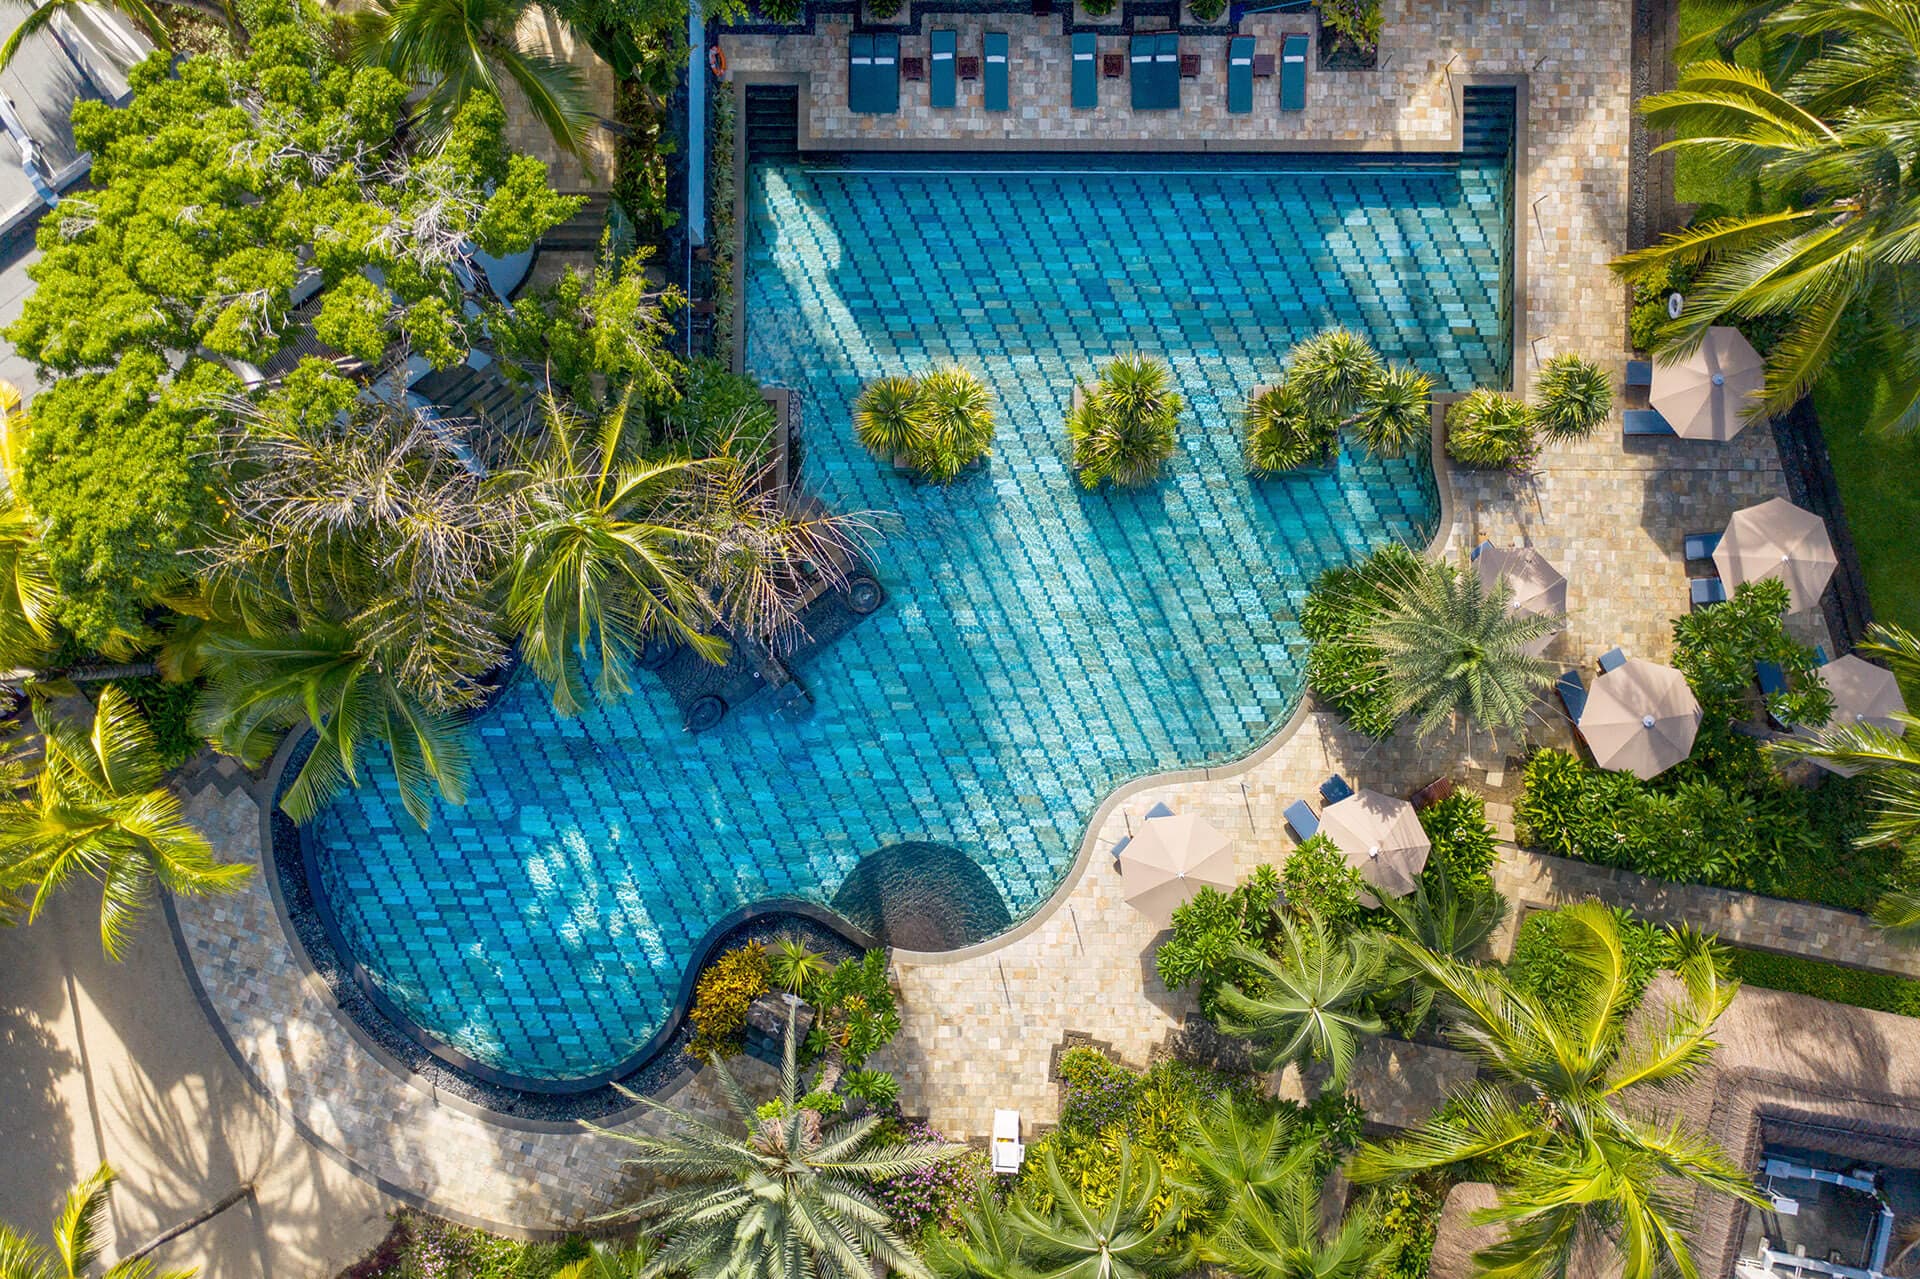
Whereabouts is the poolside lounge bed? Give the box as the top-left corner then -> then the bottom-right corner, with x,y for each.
930,29 -> 956,108
1157,33 -> 1181,106
1598,647 -> 1626,673
1320,774 -> 1354,804
1626,359 -> 1653,389
1557,670 -> 1588,721
1279,33 -> 1307,110
1284,799 -> 1318,840
992,1110 -> 1025,1174
1756,660 -> 1788,697
1690,577 -> 1727,609
1071,32 -> 1097,108
1130,34 -> 1154,108
1623,409 -> 1675,437
1227,35 -> 1253,114
984,32 -> 1009,111
1684,530 -> 1722,563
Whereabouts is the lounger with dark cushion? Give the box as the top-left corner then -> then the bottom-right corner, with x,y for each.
848,34 -> 874,111
1598,647 -> 1627,673
872,35 -> 900,113
1320,774 -> 1354,804
1285,800 -> 1318,841
930,29 -> 956,108
1279,32 -> 1307,110
1557,670 -> 1588,722
1626,359 -> 1653,388
1815,645 -> 1829,665
1157,33 -> 1181,106
1690,577 -> 1727,609
984,32 -> 1009,111
1623,409 -> 1675,436
1227,35 -> 1253,114
1471,538 -> 1491,561
1130,34 -> 1155,109
1756,660 -> 1788,697
1071,32 -> 1097,108
1683,531 -> 1722,562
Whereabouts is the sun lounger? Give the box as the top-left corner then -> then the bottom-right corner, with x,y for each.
849,34 -> 874,111
1626,359 -> 1653,388
1623,409 -> 1675,437
1320,774 -> 1353,804
1470,538 -> 1491,561
992,1110 -> 1025,1174
1557,670 -> 1588,721
1284,799 -> 1318,840
984,32 -> 1008,111
1756,660 -> 1787,697
1227,35 -> 1253,114
1690,576 -> 1726,609
1130,34 -> 1155,109
1598,647 -> 1626,673
872,35 -> 899,112
1815,645 -> 1829,665
1157,33 -> 1180,106
1072,33 -> 1097,108
1279,33 -> 1307,110
1683,531 -> 1722,563
930,29 -> 956,108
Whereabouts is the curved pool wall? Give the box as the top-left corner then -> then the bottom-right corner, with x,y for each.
301,122 -> 1512,1088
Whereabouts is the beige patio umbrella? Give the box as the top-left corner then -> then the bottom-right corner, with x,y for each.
1121,812 -> 1237,924
1319,789 -> 1430,902
1579,658 -> 1703,780
1474,545 -> 1568,657
1712,497 -> 1837,613
1650,326 -> 1766,441
1795,655 -> 1909,776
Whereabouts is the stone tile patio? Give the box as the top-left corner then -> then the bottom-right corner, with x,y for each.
166,0 -> 1857,1234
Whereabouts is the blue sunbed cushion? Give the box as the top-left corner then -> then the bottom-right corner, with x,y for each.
1691,576 -> 1727,609
1626,359 -> 1653,388
984,32 -> 1008,111
1683,531 -> 1722,562
1320,774 -> 1353,804
1130,34 -> 1154,110
1815,645 -> 1829,665
1756,660 -> 1787,696
1280,32 -> 1307,110
1623,409 -> 1675,436
1158,33 -> 1180,107
1072,32 -> 1097,109
1284,800 -> 1318,840
930,29 -> 956,109
871,35 -> 899,114
1227,35 -> 1253,115
1557,670 -> 1588,722
1598,647 -> 1626,673
848,33 -> 873,112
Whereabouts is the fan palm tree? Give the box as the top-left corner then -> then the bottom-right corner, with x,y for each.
1349,903 -> 1761,1279
1067,355 -> 1183,490
1375,863 -> 1510,1031
1349,364 -> 1434,459
0,1165 -> 194,1279
1287,329 -> 1382,416
190,621 -> 472,830
1213,910 -> 1392,1090
1366,558 -> 1558,740
1006,1141 -> 1195,1279
1611,0 -> 1920,434
853,376 -> 926,463
0,687 -> 248,959
1244,380 -> 1335,475
914,365 -> 996,481
1772,623 -> 1920,848
582,1010 -> 962,1279
353,0 -> 595,158
1532,354 -> 1614,442
1175,1094 -> 1313,1219
1202,1170 -> 1396,1279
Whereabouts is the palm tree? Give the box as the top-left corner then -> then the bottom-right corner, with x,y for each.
1349,364 -> 1434,459
353,0 -> 595,158
854,376 -> 926,464
1006,1141 -> 1195,1279
1213,910 -> 1391,1090
1202,1171 -> 1396,1279
190,621 -> 473,830
1365,557 -> 1558,739
915,365 -> 995,482
0,1165 -> 194,1279
927,1184 -> 1027,1279
1287,329 -> 1382,417
0,0 -> 247,72
1611,0 -> 1920,434
1771,623 -> 1920,847
1375,862 -> 1509,1030
1871,888 -> 1920,946
1244,380 -> 1335,475
552,1240 -> 654,1279
768,935 -> 829,994
1176,1094 -> 1313,1219
1532,354 -> 1614,442
0,687 -> 249,959
0,488 -> 57,672
582,1010 -> 962,1279
1349,903 -> 1761,1279
1067,355 -> 1183,490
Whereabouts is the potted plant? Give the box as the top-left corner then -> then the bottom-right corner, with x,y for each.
1067,353 -> 1182,489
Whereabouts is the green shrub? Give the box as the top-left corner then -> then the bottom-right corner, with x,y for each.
1155,865 -> 1283,1016
841,1067 -> 901,1108
758,0 -> 802,21
1506,905 -> 1684,1022
1445,389 -> 1536,470
807,949 -> 899,1068
1672,578 -> 1832,730
1724,947 -> 1920,1017
686,942 -> 771,1061
678,359 -> 774,461
1080,0 -> 1116,15
1067,354 -> 1182,489
867,0 -> 902,16
1314,0 -> 1383,54
1361,1176 -> 1447,1279
1188,0 -> 1226,19
1416,791 -> 1497,889
1532,354 -> 1613,442
1244,380 -> 1336,474
117,676 -> 203,770
1301,542 -> 1422,737
1628,260 -> 1690,353
362,1212 -> 588,1278
1282,833 -> 1367,931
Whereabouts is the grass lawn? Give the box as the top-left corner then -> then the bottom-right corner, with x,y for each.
1725,947 -> 1920,1017
1672,0 -> 1764,210
1814,339 -> 1920,644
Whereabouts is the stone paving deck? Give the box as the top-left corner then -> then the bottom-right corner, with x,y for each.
162,0 -> 1867,1236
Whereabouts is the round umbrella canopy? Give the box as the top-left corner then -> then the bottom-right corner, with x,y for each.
1474,545 -> 1568,657
1650,326 -> 1766,441
1579,658 -> 1703,779
1122,812 -> 1237,924
1712,497 -> 1837,613
1795,655 -> 1909,776
1319,789 -> 1430,901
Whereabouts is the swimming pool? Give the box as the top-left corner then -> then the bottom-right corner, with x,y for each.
303,117 -> 1512,1085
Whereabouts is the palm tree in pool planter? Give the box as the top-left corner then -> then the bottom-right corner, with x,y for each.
915,365 -> 996,482
1349,903 -> 1761,1279
853,375 -> 926,467
1067,354 -> 1184,490
1212,908 -> 1393,1092
583,1009 -> 963,1279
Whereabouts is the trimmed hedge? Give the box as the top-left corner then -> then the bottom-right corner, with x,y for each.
1724,948 -> 1920,1018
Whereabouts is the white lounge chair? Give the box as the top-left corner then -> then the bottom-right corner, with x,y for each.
991,1109 -> 1025,1175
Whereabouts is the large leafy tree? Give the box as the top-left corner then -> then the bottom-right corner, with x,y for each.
583,1012 -> 962,1279
1212,909 -> 1393,1090
1612,0 -> 1920,433
0,686 -> 248,957
1349,903 -> 1761,1279
0,1165 -> 195,1279
1771,621 -> 1920,847
1673,577 -> 1831,729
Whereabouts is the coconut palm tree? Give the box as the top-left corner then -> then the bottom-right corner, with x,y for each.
1611,0 -> 1920,434
1870,889 -> 1920,946
1349,903 -> 1761,1279
1067,355 -> 1183,490
0,1165 -> 194,1279
1772,623 -> 1920,848
1375,862 -> 1509,1031
352,0 -> 596,158
1202,1170 -> 1396,1279
1213,910 -> 1392,1090
583,1010 -> 962,1279
1005,1141 -> 1195,1279
0,488 -> 58,673
0,0 -> 247,72
1365,558 -> 1558,740
0,687 -> 248,959
1532,354 -> 1613,442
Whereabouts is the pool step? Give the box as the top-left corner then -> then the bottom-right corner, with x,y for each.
1461,85 -> 1516,161
745,84 -> 800,164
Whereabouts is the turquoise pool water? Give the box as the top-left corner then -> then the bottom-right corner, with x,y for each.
306,137 -> 1510,1083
